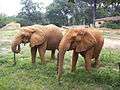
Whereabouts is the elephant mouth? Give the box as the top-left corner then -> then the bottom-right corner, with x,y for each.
22,40 -> 29,44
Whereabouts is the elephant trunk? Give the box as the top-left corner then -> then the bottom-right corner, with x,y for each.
11,42 -> 21,53
12,44 -> 20,53
57,50 -> 65,81
57,42 -> 70,81
11,35 -> 22,53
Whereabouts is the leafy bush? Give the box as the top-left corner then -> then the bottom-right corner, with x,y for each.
0,16 -> 7,28
0,15 -> 17,28
101,21 -> 120,29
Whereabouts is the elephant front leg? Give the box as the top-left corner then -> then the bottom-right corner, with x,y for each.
57,51 -> 66,81
84,49 -> 93,72
56,52 -> 59,73
92,48 -> 101,68
92,56 -> 100,68
71,50 -> 78,72
31,46 -> 37,64
38,43 -> 47,64
51,50 -> 55,60
84,57 -> 92,72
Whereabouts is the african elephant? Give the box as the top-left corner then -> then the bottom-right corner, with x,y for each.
11,24 -> 63,64
57,27 -> 104,80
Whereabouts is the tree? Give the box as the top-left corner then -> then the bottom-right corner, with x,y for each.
68,0 -> 120,26
0,14 -> 17,28
46,0 -> 70,26
105,0 -> 120,16
17,0 -> 44,26
46,0 -> 89,26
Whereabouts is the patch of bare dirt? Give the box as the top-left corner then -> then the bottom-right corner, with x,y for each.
104,38 -> 120,49
101,28 -> 120,49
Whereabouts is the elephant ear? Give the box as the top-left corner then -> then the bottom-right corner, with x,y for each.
76,30 -> 96,52
30,31 -> 46,47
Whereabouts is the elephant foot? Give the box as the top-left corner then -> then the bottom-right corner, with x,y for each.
32,61 -> 35,64
91,62 -> 96,68
85,66 -> 92,73
71,67 -> 76,72
41,61 -> 46,64
56,67 -> 59,74
50,58 -> 55,61
51,55 -> 56,60
85,70 -> 91,74
91,62 -> 100,68
58,80 -> 63,85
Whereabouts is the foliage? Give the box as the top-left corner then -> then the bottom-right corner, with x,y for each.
17,0 -> 44,26
0,15 -> 17,28
45,0 -> 120,26
46,0 -> 71,26
3,0 -> 119,26
46,0 -> 92,26
101,21 -> 120,29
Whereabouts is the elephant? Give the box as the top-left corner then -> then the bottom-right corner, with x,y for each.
11,24 -> 63,64
57,27 -> 104,80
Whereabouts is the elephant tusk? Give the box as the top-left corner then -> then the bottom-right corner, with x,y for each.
13,53 -> 16,66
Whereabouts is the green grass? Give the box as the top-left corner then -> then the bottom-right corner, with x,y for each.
0,30 -> 120,90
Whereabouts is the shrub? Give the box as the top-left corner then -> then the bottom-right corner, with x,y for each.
0,15 -> 17,28
101,21 -> 120,29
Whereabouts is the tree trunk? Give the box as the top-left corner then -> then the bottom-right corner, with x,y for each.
92,0 -> 97,27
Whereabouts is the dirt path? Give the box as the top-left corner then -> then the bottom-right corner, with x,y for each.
104,38 -> 120,49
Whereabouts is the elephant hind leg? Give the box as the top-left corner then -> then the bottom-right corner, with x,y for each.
84,49 -> 94,72
56,52 -> 59,73
38,42 -> 47,64
31,46 -> 37,64
71,50 -> 78,72
92,48 -> 101,68
51,50 -> 55,60
92,54 -> 100,68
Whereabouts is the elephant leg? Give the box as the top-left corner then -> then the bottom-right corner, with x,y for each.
56,52 -> 59,73
57,51 -> 65,81
51,50 -> 55,60
71,50 -> 78,72
94,56 -> 100,68
84,49 -> 93,72
38,42 -> 47,64
31,46 -> 37,64
92,48 -> 101,68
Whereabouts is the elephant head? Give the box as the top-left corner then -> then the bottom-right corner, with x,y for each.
11,26 -> 46,53
58,28 -> 97,80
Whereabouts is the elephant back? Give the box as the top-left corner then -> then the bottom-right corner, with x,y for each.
45,24 -> 63,49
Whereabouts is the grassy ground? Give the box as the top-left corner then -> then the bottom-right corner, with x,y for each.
0,29 -> 120,90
